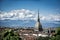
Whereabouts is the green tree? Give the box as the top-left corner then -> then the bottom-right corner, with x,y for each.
50,27 -> 60,40
37,36 -> 50,40
2,29 -> 22,40
56,27 -> 60,35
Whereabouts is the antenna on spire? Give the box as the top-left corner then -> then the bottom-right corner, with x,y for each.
38,9 -> 39,14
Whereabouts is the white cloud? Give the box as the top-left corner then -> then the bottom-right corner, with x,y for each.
0,9 -> 36,20
40,14 -> 60,21
0,9 -> 60,21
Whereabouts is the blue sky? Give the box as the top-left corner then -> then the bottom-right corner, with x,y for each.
0,0 -> 60,15
1,0 -> 60,11
0,0 -> 60,28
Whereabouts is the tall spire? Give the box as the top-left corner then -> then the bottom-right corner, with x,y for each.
37,10 -> 40,22
35,10 -> 43,31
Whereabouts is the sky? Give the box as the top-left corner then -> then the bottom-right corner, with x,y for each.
0,0 -> 60,28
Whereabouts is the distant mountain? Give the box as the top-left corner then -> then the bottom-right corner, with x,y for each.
54,21 -> 60,22
0,20 -> 60,28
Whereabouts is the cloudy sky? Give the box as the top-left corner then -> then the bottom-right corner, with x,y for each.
0,0 -> 60,28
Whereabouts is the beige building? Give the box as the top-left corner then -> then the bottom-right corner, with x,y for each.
35,10 -> 43,32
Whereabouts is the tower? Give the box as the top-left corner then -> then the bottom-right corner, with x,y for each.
35,10 -> 43,31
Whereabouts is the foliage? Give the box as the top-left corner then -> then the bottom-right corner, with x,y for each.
56,27 -> 60,35
2,29 -> 22,40
49,27 -> 60,40
49,35 -> 60,40
37,36 -> 50,40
